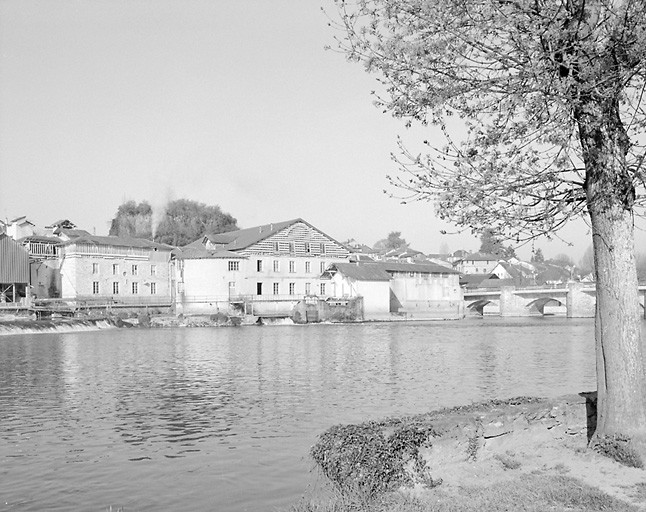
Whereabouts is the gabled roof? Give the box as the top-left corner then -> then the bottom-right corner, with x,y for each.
9,216 -> 35,226
457,252 -> 501,262
197,218 -> 345,252
172,246 -> 247,260
56,228 -> 92,238
64,234 -> 173,251
326,262 -> 392,281
18,235 -> 62,245
378,261 -> 460,274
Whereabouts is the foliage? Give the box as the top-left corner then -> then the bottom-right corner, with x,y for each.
310,419 -> 437,497
374,231 -> 409,251
549,253 -> 575,267
155,199 -> 238,246
531,248 -> 545,264
109,200 -> 153,239
109,199 -> 238,246
332,0 -> 646,240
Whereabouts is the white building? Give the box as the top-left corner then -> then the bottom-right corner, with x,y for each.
172,218 -> 350,315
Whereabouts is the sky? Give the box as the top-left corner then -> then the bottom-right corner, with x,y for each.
1,0 -> 641,262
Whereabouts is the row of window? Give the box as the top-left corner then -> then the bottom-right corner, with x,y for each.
92,282 -> 157,295
228,260 -> 328,273
92,263 -> 157,276
258,282 -> 326,296
271,241 -> 328,255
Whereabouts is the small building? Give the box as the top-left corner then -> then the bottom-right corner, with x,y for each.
5,216 -> 36,241
323,261 -> 464,320
324,262 -> 392,319
19,235 -> 63,299
453,253 -> 501,275
0,234 -> 30,304
59,234 -> 173,306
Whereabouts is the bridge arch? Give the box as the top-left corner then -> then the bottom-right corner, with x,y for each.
467,299 -> 498,316
525,297 -> 564,315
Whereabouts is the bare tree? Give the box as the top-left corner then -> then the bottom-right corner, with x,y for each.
333,0 -> 646,459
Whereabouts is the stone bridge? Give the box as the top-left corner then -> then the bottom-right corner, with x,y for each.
464,283 -> 646,318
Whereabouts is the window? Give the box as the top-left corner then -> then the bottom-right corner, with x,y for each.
321,244 -> 327,254
113,282 -> 120,294
228,260 -> 239,271
112,264 -> 119,275
150,282 -> 157,295
92,263 -> 99,274
132,264 -> 138,276
289,282 -> 295,295
289,261 -> 295,273
305,261 -> 311,273
273,260 -> 279,272
92,281 -> 99,294
289,242 -> 295,253
273,283 -> 279,295
256,282 -> 263,295
132,282 -> 138,294
320,283 -> 326,295
305,242 -> 311,253
257,260 -> 263,272
320,261 -> 326,273
273,241 -> 280,252
150,265 -> 157,276
305,282 -> 311,295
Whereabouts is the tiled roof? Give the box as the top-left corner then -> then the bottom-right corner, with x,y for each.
328,263 -> 392,281
64,234 -> 173,251
18,235 -> 62,245
199,218 -> 345,252
172,247 -> 247,260
377,261 -> 460,274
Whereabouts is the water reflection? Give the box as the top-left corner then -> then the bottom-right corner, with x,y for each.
1,318 -> 631,511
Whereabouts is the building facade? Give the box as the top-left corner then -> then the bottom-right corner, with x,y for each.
173,219 -> 350,314
60,235 -> 173,305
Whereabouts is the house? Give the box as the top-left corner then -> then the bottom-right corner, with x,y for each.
323,261 -> 464,320
323,262 -> 392,319
59,234 -> 173,305
173,219 -> 351,314
0,234 -> 30,304
5,216 -> 36,241
453,253 -> 501,275
18,235 -> 63,298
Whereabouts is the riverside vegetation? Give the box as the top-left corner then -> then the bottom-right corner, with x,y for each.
292,396 -> 646,511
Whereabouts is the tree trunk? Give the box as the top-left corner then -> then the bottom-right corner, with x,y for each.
589,207 -> 646,448
580,97 -> 646,460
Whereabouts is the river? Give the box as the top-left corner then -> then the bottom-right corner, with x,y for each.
0,318 -> 633,511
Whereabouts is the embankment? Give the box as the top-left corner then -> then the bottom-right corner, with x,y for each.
308,394 -> 646,510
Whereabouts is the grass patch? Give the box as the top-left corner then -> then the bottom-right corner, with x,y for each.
493,452 -> 521,470
289,474 -> 640,512
591,434 -> 644,468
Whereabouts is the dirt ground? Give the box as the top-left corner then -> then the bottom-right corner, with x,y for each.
411,395 -> 646,509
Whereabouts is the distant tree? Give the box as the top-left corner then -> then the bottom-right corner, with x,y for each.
579,245 -> 595,275
155,199 -> 238,246
479,228 -> 504,256
374,231 -> 409,251
550,253 -> 575,267
531,248 -> 545,263
109,199 -> 238,246
109,201 -> 153,239
438,241 -> 450,255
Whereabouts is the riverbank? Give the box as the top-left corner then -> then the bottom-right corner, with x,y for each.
298,394 -> 646,511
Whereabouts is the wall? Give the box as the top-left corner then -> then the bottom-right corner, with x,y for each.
30,258 -> 61,298
174,257 -> 244,314
60,250 -> 171,303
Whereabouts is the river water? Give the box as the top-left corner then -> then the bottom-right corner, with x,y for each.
0,317 -> 635,511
